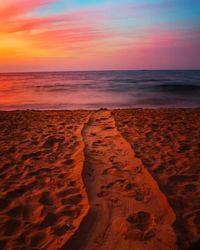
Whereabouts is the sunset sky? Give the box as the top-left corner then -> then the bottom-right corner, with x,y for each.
0,0 -> 200,72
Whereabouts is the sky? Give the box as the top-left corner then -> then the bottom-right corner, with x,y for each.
0,0 -> 200,72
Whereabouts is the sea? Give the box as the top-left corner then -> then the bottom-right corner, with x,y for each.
0,70 -> 200,110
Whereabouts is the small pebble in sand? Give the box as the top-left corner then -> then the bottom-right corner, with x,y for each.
66,223 -> 75,231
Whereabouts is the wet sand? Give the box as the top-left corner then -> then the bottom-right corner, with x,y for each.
0,109 -> 199,249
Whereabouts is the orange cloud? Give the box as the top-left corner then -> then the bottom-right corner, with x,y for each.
0,0 -> 114,63
1,0 -> 199,71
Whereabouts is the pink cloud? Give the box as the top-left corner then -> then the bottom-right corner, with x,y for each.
0,0 -> 56,20
125,26 -> 200,49
1,15 -> 66,33
0,2 -> 113,51
0,3 -> 111,34
30,27 -> 110,48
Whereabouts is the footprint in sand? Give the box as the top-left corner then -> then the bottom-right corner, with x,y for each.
133,185 -> 151,202
92,140 -> 103,146
57,188 -> 80,198
7,205 -> 30,220
39,191 -> 54,206
105,180 -> 126,190
61,193 -> 82,206
123,182 -> 151,202
102,167 -> 120,175
113,211 -> 156,241
97,190 -> 108,198
91,133 -> 96,136
126,211 -> 156,240
30,231 -> 47,248
109,156 -> 116,162
3,219 -> 21,236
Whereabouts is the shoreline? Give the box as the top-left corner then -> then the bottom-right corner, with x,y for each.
0,107 -> 200,112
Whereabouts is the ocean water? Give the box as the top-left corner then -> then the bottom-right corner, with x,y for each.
0,70 -> 200,110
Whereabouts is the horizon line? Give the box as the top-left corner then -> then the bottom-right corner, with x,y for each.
1,68 -> 200,74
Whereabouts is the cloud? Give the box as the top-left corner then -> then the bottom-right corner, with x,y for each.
0,0 -> 57,20
0,0 -> 199,71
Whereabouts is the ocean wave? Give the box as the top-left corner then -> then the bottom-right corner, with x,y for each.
1,70 -> 200,109
152,84 -> 200,93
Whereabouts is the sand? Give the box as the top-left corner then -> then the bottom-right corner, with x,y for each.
113,108 -> 200,249
0,109 -> 199,250
0,110 -> 90,249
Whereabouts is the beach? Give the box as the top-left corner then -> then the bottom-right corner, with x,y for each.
113,109 -> 200,249
0,109 -> 199,250
0,110 -> 90,249
1,0 -> 200,247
